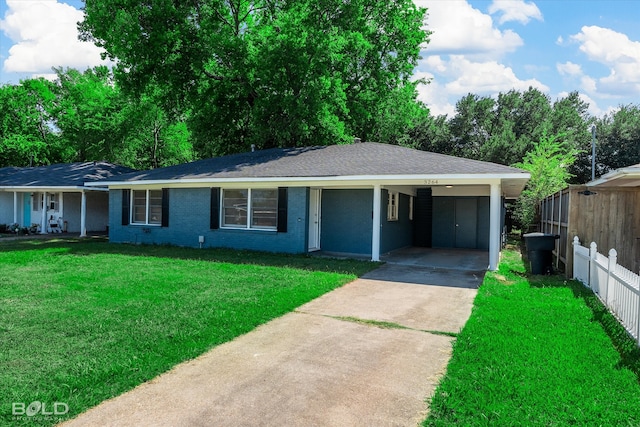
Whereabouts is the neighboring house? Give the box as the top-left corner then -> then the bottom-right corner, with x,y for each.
89,142 -> 530,270
0,162 -> 136,235
541,163 -> 640,275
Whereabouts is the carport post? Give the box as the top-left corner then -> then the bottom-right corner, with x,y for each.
40,192 -> 47,234
13,191 -> 18,224
80,190 -> 87,237
371,184 -> 381,261
489,182 -> 501,271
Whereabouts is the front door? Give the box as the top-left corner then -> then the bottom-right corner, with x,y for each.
308,189 -> 321,251
23,193 -> 31,226
455,198 -> 477,249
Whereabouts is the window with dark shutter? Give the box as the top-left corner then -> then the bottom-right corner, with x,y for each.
161,188 -> 169,227
277,187 -> 288,233
210,187 -> 220,229
121,189 -> 130,226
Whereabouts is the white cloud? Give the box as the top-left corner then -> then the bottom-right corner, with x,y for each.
414,1 -> 549,117
557,61 -> 582,77
443,56 -> 549,95
0,0 -> 109,74
488,0 -> 543,25
417,0 -> 522,58
413,70 -> 456,117
415,55 -> 549,115
570,26 -> 640,96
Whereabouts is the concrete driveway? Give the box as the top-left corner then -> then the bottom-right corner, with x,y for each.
61,255 -> 481,427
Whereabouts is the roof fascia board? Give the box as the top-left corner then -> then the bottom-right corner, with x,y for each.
587,168 -> 640,187
0,186 -> 107,192
90,173 -> 529,189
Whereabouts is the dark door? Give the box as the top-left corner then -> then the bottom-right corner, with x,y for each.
455,199 -> 477,249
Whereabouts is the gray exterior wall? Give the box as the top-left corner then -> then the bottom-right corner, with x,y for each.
63,193 -> 81,232
380,191 -> 413,254
60,192 -> 109,232
432,196 -> 490,250
320,189 -> 373,255
0,192 -> 14,224
109,187 -> 308,253
85,192 -> 110,232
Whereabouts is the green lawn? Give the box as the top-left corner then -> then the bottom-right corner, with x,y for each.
0,238 -> 375,426
424,242 -> 640,426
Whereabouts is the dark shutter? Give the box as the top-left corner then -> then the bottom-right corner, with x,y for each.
210,187 -> 220,229
161,188 -> 170,227
413,188 -> 433,247
121,189 -> 130,226
277,187 -> 288,233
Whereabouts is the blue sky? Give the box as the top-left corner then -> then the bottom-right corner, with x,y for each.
1,0 -> 639,117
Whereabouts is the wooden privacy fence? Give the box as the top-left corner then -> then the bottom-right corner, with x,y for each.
541,186 -> 640,276
573,236 -> 640,345
540,188 -> 569,270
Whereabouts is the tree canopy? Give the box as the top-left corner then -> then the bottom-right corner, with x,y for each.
79,0 -> 430,155
0,67 -> 194,169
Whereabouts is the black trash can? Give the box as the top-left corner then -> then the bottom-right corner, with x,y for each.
523,233 -> 560,274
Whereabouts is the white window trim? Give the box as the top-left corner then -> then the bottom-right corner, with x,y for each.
130,189 -> 162,226
387,191 -> 399,221
221,188 -> 277,231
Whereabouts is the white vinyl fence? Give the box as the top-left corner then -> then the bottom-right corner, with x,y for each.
573,236 -> 640,345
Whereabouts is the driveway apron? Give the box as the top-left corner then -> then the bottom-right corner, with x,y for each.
61,261 -> 481,427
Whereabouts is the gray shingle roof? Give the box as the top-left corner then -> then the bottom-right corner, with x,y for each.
113,142 -> 526,182
0,162 -> 137,187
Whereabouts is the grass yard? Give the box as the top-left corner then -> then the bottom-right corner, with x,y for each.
424,241 -> 640,426
0,238 -> 375,426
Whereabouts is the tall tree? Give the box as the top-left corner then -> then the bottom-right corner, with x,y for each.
512,132 -> 579,229
54,66 -> 124,162
0,79 -> 61,167
551,91 -> 592,183
596,104 -> 640,175
399,113 -> 453,153
79,0 -> 429,155
448,94 -> 495,159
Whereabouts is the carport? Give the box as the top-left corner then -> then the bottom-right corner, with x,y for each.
379,247 -> 488,288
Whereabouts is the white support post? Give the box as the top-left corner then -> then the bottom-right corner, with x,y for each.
637,278 -> 640,346
40,193 -> 47,234
59,192 -> 64,221
572,236 -> 580,280
589,242 -> 597,290
371,184 -> 381,262
80,191 -> 87,237
13,192 -> 18,224
606,248 -> 617,306
489,182 -> 501,271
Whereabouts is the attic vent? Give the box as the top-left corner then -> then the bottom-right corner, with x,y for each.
353,137 -> 362,144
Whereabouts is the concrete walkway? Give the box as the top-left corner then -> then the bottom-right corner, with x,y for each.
61,263 -> 479,427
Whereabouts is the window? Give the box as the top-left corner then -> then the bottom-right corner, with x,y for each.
222,188 -> 277,230
223,189 -> 248,227
131,189 -> 163,225
50,194 -> 61,211
251,189 -> 278,229
33,193 -> 41,212
387,191 -> 399,221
